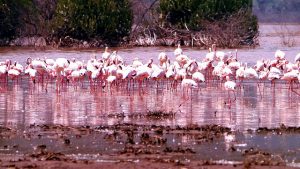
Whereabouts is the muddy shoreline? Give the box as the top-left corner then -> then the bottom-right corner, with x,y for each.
0,124 -> 299,168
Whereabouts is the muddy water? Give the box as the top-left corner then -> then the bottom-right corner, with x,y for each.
1,47 -> 300,166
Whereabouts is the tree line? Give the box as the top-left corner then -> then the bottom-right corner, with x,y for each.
0,0 -> 258,47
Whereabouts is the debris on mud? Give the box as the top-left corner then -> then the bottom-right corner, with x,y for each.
243,148 -> 286,168
145,110 -> 176,120
256,124 -> 300,134
0,123 -> 298,168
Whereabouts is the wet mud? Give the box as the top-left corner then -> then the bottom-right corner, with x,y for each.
0,124 -> 299,169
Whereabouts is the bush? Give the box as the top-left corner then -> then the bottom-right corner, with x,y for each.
0,0 -> 40,39
159,0 -> 253,30
202,8 -> 258,47
0,0 -> 27,39
52,0 -> 132,44
156,0 -> 258,47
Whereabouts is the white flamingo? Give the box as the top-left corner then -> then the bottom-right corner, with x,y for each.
275,50 -> 285,60
224,76 -> 237,104
174,44 -> 183,57
102,47 -> 110,62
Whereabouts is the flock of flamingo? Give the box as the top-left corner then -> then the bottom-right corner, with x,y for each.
1,44 -> 300,101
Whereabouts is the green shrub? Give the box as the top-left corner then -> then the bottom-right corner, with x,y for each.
158,0 -> 258,47
159,0 -> 253,30
0,0 -> 38,39
0,1 -> 17,39
52,0 -> 132,44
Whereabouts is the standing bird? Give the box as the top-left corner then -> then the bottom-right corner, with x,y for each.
244,66 -> 258,79
281,70 -> 299,93
275,50 -> 285,61
102,47 -> 110,62
174,44 -> 183,57
268,66 -> 282,88
181,78 -> 198,97
192,71 -> 205,91
158,52 -> 168,69
54,58 -> 70,92
224,76 -> 237,105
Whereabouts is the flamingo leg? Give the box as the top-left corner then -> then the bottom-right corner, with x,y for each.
232,90 -> 236,102
291,80 -> 300,96
257,82 -> 262,99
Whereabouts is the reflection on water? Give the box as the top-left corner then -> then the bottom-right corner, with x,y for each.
0,78 -> 299,130
0,48 -> 300,130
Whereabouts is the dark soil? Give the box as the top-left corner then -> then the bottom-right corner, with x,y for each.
0,124 -> 298,169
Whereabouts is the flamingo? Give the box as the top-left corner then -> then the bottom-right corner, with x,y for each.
275,50 -> 285,60
268,66 -> 282,87
134,59 -> 153,93
174,44 -> 183,57
28,58 -> 48,84
150,63 -> 166,88
106,75 -> 117,93
236,65 -> 245,81
281,70 -> 299,94
184,60 -> 198,75
192,71 -> 205,90
24,65 -> 37,84
205,48 -> 215,62
0,64 -> 8,83
68,69 -> 86,90
228,60 -> 240,71
8,68 -> 21,82
158,52 -> 168,69
102,47 -> 110,62
181,78 -> 198,96
192,72 -> 205,83
254,60 -> 265,72
176,54 -> 190,68
108,51 -> 123,65
132,58 -> 143,68
210,43 -> 230,62
221,65 -> 233,79
244,66 -> 259,79
45,58 -> 55,67
165,65 -> 177,89
224,76 -> 237,105
54,58 -> 70,92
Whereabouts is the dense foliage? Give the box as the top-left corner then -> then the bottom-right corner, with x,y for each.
52,0 -> 132,43
0,0 -> 259,47
159,0 -> 253,30
0,0 -> 32,39
157,0 -> 258,47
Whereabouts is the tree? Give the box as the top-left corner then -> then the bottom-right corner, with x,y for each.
159,0 -> 253,30
52,0 -> 132,44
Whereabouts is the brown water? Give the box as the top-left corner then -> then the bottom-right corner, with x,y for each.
0,47 -> 300,131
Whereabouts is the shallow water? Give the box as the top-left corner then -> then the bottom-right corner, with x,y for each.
1,47 -> 300,166
0,47 -> 300,130
0,78 -> 300,131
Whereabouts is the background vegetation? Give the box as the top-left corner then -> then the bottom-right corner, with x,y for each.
159,0 -> 253,30
0,0 -> 259,47
52,0 -> 132,43
0,0 -> 35,39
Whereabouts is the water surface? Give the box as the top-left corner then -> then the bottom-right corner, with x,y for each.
0,47 -> 300,130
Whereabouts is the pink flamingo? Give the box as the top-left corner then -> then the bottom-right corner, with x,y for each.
224,76 -> 237,105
